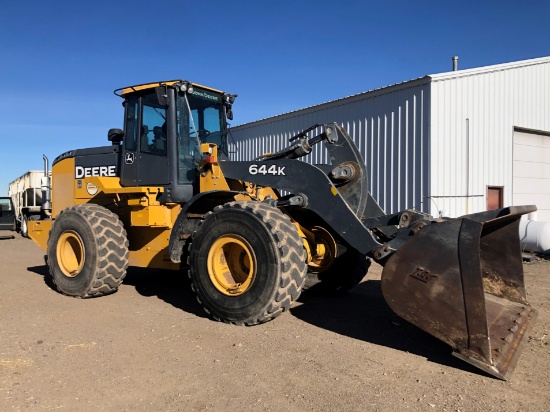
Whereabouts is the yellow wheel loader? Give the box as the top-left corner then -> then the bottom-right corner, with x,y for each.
28,80 -> 536,380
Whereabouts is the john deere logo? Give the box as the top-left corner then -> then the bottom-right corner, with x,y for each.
125,152 -> 135,164
75,165 -> 116,178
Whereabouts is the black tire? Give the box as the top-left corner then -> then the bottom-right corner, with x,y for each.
21,215 -> 28,238
188,201 -> 307,325
47,204 -> 129,298
303,247 -> 371,294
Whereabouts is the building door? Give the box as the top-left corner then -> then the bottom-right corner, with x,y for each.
487,186 -> 503,210
513,128 -> 550,221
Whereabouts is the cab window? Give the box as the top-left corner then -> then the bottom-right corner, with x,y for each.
124,97 -> 138,151
0,198 -> 12,211
140,94 -> 167,156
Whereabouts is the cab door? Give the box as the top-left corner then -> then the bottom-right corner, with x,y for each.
120,94 -> 169,187
120,97 -> 139,186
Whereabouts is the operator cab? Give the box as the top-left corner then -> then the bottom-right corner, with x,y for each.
113,80 -> 236,203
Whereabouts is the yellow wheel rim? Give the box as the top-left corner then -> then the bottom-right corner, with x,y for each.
207,235 -> 256,296
308,226 -> 337,273
57,231 -> 85,278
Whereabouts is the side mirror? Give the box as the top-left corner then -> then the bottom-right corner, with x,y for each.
225,103 -> 233,121
155,86 -> 168,107
108,128 -> 125,145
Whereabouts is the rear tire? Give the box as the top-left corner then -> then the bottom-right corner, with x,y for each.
188,201 -> 307,325
47,204 -> 129,298
304,247 -> 371,294
21,215 -> 28,238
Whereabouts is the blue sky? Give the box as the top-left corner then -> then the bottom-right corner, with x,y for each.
1,0 -> 549,195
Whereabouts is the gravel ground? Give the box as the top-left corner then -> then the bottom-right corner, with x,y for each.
0,230 -> 548,411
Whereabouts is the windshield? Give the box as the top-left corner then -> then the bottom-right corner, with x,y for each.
177,88 -> 226,184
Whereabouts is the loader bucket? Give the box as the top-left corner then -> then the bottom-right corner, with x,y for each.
381,206 -> 537,380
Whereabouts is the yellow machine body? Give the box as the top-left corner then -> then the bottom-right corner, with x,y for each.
29,143 -> 299,271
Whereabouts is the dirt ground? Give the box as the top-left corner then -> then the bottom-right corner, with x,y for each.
0,230 -> 548,412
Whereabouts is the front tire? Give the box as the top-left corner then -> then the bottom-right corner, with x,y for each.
188,201 -> 307,325
47,204 -> 129,298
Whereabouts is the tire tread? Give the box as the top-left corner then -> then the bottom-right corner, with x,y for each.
188,201 -> 307,325
48,204 -> 129,298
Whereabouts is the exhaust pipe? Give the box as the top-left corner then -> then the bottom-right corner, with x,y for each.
41,155 -> 52,214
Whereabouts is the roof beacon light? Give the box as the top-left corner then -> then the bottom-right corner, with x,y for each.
178,81 -> 194,94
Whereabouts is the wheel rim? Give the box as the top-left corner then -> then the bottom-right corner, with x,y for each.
57,231 -> 85,278
308,226 -> 337,273
207,235 -> 256,296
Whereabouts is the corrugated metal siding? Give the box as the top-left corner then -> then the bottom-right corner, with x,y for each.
430,60 -> 550,217
229,82 -> 431,214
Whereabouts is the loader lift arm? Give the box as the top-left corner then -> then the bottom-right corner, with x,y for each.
219,123 -> 435,263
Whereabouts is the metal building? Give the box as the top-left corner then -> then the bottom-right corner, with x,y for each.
229,56 -> 550,219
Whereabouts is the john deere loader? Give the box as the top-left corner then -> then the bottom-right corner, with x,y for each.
27,80 -> 536,380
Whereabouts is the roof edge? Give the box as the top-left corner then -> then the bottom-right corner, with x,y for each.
429,56 -> 550,81
232,55 -> 550,130
233,76 -> 431,129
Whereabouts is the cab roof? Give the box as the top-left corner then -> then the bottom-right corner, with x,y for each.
113,80 -> 224,97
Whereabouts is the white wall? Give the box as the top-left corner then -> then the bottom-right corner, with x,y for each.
429,58 -> 550,217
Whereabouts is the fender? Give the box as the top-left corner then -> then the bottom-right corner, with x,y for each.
168,190 -> 246,263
